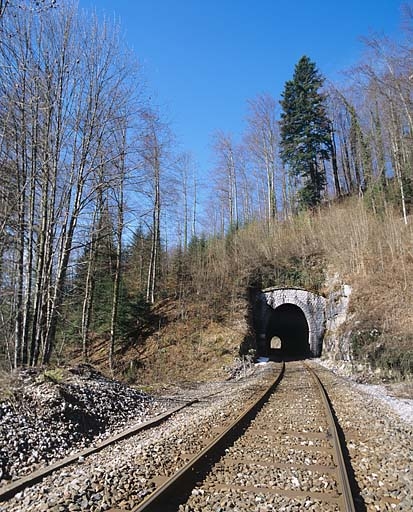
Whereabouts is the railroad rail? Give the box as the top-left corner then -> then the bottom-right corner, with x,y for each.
0,400 -> 199,502
0,383 -> 271,505
112,361 -> 356,512
0,362 -> 357,511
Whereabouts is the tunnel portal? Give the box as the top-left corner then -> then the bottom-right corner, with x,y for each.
266,303 -> 310,359
254,287 -> 326,358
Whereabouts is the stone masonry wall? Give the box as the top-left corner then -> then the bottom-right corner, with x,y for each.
253,281 -> 352,359
256,288 -> 326,357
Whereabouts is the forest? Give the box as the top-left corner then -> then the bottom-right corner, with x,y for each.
0,1 -> 412,380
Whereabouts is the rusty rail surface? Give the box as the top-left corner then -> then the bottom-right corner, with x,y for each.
2,362 -> 357,512
115,361 -> 356,512
304,363 -> 356,512
127,362 -> 286,512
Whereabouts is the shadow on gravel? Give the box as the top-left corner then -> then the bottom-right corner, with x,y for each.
325,393 -> 367,512
138,367 -> 285,512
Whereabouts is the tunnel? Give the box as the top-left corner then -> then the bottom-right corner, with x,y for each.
264,303 -> 311,359
254,288 -> 326,358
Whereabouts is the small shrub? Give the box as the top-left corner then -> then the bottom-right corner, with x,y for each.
38,368 -> 65,383
351,329 -> 413,379
351,328 -> 381,359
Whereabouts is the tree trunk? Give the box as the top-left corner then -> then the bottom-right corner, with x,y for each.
330,125 -> 342,197
147,149 -> 161,304
109,129 -> 126,372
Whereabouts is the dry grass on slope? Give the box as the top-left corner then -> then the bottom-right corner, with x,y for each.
191,197 -> 413,378
113,197 -> 412,385
315,200 -> 413,377
116,298 -> 249,387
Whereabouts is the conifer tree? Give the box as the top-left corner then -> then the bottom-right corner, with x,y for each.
280,56 -> 332,207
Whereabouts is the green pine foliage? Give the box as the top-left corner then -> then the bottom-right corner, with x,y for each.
280,55 -> 332,208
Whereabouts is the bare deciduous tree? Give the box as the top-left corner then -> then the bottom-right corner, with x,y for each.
138,109 -> 171,304
245,93 -> 279,225
0,2 -> 144,368
212,131 -> 240,232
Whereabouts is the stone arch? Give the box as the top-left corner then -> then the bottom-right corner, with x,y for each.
254,287 -> 326,357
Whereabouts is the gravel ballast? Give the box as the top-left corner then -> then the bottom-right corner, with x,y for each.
0,360 -> 412,511
0,364 -> 170,484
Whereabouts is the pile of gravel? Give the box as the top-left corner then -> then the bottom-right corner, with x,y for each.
1,364 -> 275,511
0,364 -> 163,483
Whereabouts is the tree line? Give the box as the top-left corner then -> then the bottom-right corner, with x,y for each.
207,11 -> 413,232
1,1 -> 412,372
0,1 -> 197,370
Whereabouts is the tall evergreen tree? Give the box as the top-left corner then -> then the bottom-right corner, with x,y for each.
280,56 -> 332,207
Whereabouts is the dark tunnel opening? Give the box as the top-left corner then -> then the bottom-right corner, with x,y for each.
265,303 -> 311,360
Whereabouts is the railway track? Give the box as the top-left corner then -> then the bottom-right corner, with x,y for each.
0,362 -> 364,511
114,361 -> 356,512
0,376 -> 275,509
0,400 -> 199,503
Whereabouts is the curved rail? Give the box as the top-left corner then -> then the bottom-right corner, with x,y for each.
128,361 -> 286,512
116,361 -> 355,512
304,363 -> 355,512
1,362 -> 356,512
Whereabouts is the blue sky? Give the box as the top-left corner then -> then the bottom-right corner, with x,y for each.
79,0 -> 404,176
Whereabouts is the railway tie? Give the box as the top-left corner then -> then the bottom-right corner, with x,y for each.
120,361 -> 356,512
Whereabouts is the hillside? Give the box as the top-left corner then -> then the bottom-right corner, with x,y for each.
2,1 -> 413,387
73,197 -> 412,387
